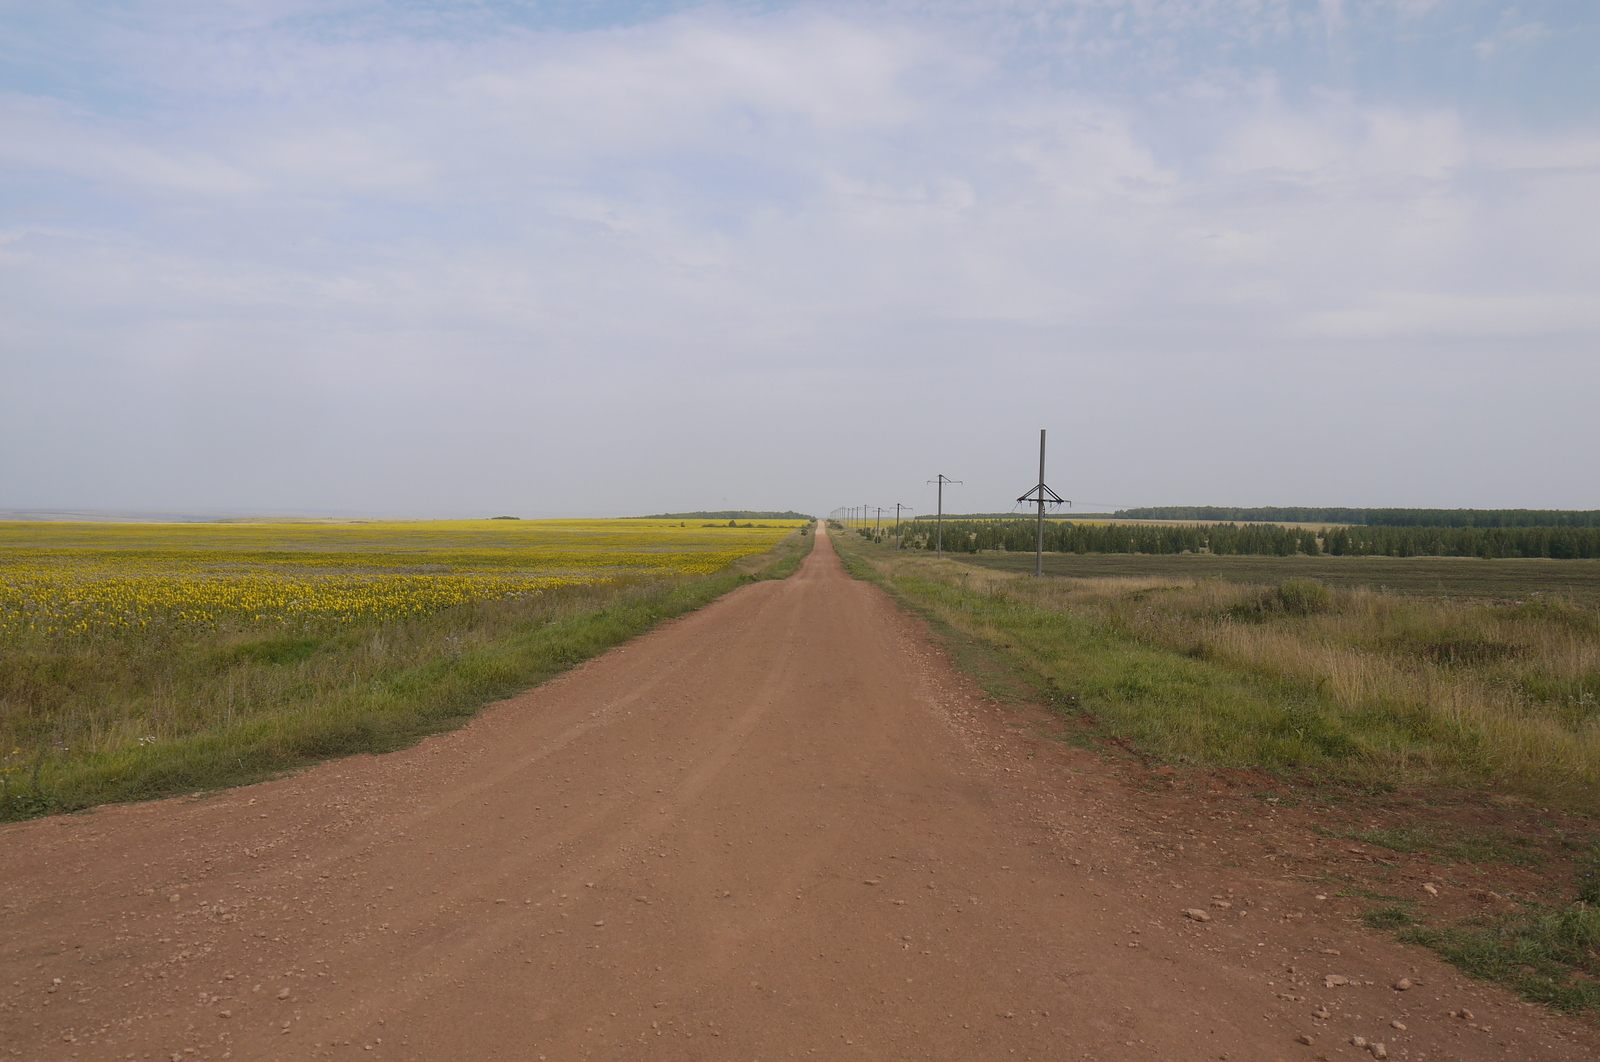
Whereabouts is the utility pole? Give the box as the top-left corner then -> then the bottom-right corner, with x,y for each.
1016,429 -> 1068,577
928,475 -> 961,557
894,503 -> 909,538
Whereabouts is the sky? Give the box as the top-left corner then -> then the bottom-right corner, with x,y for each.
1,0 -> 1597,519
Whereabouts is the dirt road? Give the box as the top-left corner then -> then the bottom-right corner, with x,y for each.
4,528 -> 1595,1061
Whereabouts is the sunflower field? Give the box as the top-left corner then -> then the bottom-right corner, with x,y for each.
0,518 -> 809,817
0,519 -> 801,639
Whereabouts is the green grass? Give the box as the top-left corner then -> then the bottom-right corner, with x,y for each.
0,530 -> 812,820
1403,905 -> 1600,1012
1362,905 -> 1418,929
1393,839 -> 1600,1012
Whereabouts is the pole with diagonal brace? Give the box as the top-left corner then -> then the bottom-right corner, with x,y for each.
1016,429 -> 1069,577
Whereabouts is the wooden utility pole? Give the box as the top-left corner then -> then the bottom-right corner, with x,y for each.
928,475 -> 961,557
1016,429 -> 1067,577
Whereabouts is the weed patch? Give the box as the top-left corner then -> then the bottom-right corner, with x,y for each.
1403,905 -> 1600,1012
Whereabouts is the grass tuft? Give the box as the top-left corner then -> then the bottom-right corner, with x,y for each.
1363,906 -> 1417,929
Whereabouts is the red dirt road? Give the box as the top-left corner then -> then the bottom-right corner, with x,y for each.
4,528 -> 1596,1061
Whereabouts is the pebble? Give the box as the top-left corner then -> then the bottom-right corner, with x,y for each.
1210,900 -> 1232,909
1296,1033 -> 1315,1045
1324,975 -> 1349,988
1371,1043 -> 1388,1060
1350,1035 -> 1368,1049
1452,1007 -> 1475,1021
1184,908 -> 1212,922
1390,1021 -> 1406,1031
1312,1007 -> 1331,1020
1423,883 -> 1439,896
276,988 -> 291,1000
1393,978 -> 1414,991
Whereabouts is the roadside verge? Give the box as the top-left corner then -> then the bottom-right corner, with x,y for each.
828,525 -> 1600,1014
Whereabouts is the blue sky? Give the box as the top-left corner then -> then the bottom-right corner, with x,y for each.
2,1 -> 1597,517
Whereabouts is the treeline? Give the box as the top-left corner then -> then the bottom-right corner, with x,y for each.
898,519 -> 1600,559
901,520 -> 1318,556
1114,507 -> 1600,528
1324,526 -> 1600,559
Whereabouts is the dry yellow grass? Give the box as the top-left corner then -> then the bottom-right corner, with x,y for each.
843,540 -> 1600,805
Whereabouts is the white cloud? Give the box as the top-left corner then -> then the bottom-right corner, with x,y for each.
1,1 -> 1597,513
1474,20 -> 1548,59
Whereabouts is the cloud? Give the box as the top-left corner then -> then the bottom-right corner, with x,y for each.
1474,20 -> 1548,59
1,1 -> 1597,513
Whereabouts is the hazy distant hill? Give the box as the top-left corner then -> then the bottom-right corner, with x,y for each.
638,511 -> 813,521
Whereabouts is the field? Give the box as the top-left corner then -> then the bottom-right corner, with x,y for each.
0,519 -> 801,637
0,518 -> 808,818
959,551 -> 1600,604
